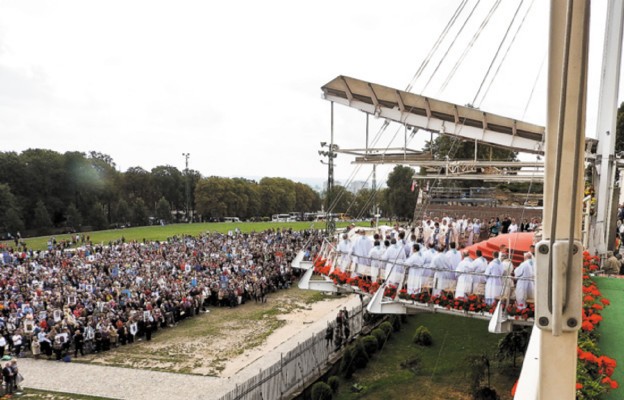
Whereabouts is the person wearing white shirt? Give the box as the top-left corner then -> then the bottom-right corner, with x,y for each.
508,218 -> 519,234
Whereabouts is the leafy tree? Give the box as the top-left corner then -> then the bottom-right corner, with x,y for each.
4,208 -> 24,234
33,200 -> 52,232
151,165 -> 184,211
466,353 -> 494,397
132,198 -> 150,226
156,196 -> 171,222
497,329 -> 529,368
423,135 -> 516,162
114,199 -> 132,225
65,203 -> 82,228
89,202 -> 108,230
259,177 -> 297,215
616,101 -> 624,154
351,188 -> 376,219
385,165 -> 418,219
123,166 -> 154,203
195,177 -> 231,219
323,185 -> 354,214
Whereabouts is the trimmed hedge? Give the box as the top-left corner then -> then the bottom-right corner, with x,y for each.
371,328 -> 387,349
311,382 -> 333,400
327,376 -> 340,393
379,321 -> 393,337
413,325 -> 433,347
361,335 -> 379,356
352,341 -> 369,369
392,315 -> 402,332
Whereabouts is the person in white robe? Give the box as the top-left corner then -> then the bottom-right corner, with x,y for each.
454,251 -> 474,298
420,243 -> 436,292
500,253 -> 515,299
470,250 -> 488,295
514,252 -> 535,309
445,243 -> 462,278
405,244 -> 424,294
336,234 -> 352,272
432,247 -> 454,295
351,230 -> 373,276
368,240 -> 383,282
484,251 -> 504,305
382,238 -> 406,282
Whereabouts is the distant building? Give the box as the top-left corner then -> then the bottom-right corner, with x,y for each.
347,180 -> 368,193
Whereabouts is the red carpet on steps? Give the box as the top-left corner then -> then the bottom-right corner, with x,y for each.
463,232 -> 535,266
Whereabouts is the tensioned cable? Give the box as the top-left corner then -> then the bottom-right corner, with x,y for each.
326,1 -> 475,217
326,1 -> 476,218
472,0 -> 526,107
521,51 -> 547,120
477,0 -> 538,107
420,0 -> 482,94
405,0 -> 470,93
440,0 -> 503,94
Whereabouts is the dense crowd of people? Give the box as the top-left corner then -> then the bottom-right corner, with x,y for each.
0,228 -> 324,362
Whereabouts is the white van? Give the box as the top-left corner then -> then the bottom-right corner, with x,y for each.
224,217 -> 241,223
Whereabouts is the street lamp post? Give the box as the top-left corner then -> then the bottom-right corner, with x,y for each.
182,153 -> 190,223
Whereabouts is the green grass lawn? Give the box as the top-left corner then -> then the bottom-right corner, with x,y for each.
333,313 -> 519,400
594,277 -> 624,400
1,221 -> 381,252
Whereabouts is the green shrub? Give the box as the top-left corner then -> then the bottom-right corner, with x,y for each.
327,376 -> 340,393
311,381 -> 333,400
371,328 -> 387,349
379,321 -> 393,337
413,325 -> 433,346
392,315 -> 402,332
361,335 -> 378,356
351,341 -> 369,369
340,347 -> 356,378
473,387 -> 499,400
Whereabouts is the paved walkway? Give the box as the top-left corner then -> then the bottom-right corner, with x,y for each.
19,295 -> 359,400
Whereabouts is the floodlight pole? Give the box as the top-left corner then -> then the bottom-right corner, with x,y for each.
182,153 -> 190,222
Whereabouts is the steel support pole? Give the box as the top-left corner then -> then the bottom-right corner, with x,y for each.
591,0 -> 624,255
515,0 -> 589,398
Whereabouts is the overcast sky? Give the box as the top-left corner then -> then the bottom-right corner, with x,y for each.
0,0 -> 618,186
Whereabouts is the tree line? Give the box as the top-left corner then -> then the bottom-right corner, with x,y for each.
0,150 -> 420,236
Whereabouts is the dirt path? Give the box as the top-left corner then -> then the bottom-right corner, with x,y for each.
19,292 -> 360,400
